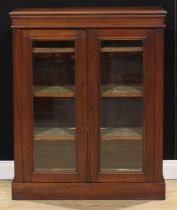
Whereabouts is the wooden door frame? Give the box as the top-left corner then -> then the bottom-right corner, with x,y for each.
87,29 -> 156,183
20,29 -> 88,183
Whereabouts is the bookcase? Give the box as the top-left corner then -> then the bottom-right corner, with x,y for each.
10,7 -> 166,200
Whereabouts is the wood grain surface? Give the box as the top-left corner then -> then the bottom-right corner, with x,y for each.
11,7 -> 166,199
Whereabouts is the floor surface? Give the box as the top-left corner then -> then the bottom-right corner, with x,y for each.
0,180 -> 176,210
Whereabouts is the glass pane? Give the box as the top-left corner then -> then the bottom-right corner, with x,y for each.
100,40 -> 144,173
32,41 -> 76,172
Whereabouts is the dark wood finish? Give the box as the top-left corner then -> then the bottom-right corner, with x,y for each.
10,7 -> 166,15
75,30 -> 88,182
10,7 -> 166,29
143,30 -> 156,182
154,29 -> 165,182
88,29 -> 156,183
11,7 -> 166,200
87,29 -> 100,182
21,30 -> 33,182
20,30 -> 88,183
13,30 -> 23,182
12,182 -> 165,200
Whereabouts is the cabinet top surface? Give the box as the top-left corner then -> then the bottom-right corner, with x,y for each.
10,7 -> 166,29
10,7 -> 166,17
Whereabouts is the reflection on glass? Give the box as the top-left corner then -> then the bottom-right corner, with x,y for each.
32,41 -> 76,172
100,40 -> 144,173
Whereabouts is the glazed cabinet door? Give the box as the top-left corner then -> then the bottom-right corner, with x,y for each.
20,30 -> 87,182
88,29 -> 155,182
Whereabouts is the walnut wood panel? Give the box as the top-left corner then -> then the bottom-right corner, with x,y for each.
20,30 -> 87,183
88,29 -> 155,183
21,30 -> 33,182
154,29 -> 164,182
10,17 -> 166,29
10,7 -> 166,16
142,30 -> 156,182
11,7 -> 166,200
87,29 -> 99,182
10,7 -> 166,29
12,182 -> 165,200
13,30 -> 23,182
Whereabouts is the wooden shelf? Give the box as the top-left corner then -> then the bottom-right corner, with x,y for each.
33,48 -> 75,53
102,168 -> 143,172
102,85 -> 143,97
32,47 -> 143,54
33,85 -> 143,98
101,127 -> 143,141
33,86 -> 75,97
101,47 -> 143,53
34,168 -> 75,172
34,127 -> 142,141
34,127 -> 76,141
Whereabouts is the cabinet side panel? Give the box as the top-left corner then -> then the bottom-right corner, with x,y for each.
154,29 -> 164,182
21,31 -> 33,182
13,30 -> 23,182
143,30 -> 155,182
